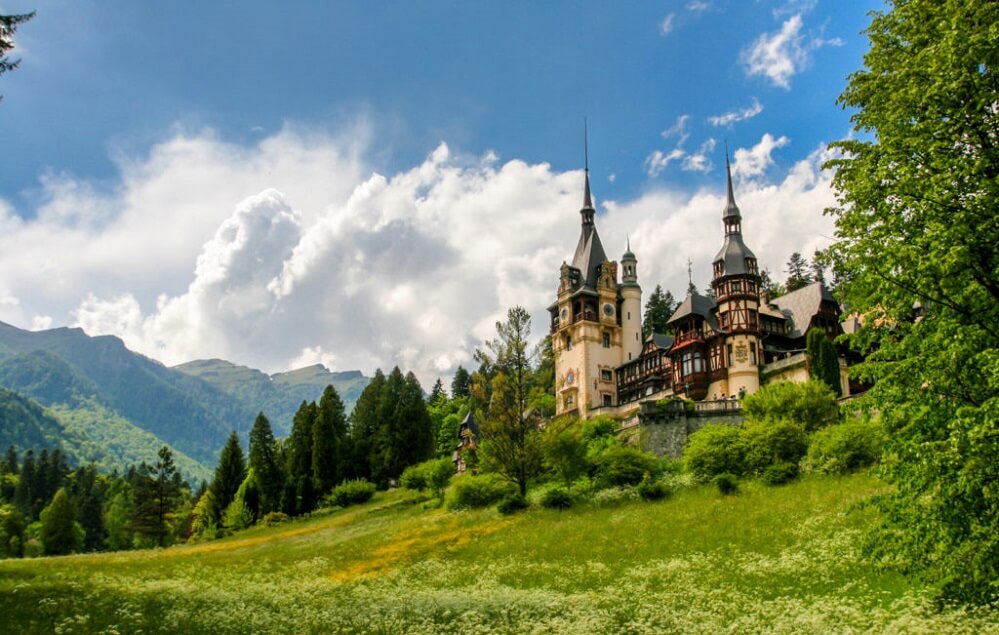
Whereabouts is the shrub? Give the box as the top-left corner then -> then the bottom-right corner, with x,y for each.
742,380 -> 839,432
761,461 -> 800,486
327,479 -> 376,508
540,487 -> 573,510
712,473 -> 739,495
636,476 -> 671,501
399,464 -> 429,492
496,493 -> 529,515
684,424 -> 746,481
591,486 -> 638,507
742,419 -> 809,474
261,511 -> 289,527
445,474 -> 516,510
805,419 -> 885,474
593,445 -> 660,487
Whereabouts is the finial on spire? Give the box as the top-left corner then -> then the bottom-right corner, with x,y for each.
583,117 -> 593,211
723,141 -> 741,224
687,257 -> 693,287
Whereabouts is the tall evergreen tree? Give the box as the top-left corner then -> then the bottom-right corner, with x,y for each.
2,445 -> 16,474
450,366 -> 470,399
401,371 -> 434,468
210,433 -> 247,524
371,367 -> 408,486
348,369 -> 385,481
642,284 -> 678,337
784,252 -> 813,292
132,446 -> 182,548
312,385 -> 348,497
0,445 -> 16,502
429,378 -> 446,405
760,268 -> 785,298
102,477 -> 133,551
248,412 -> 283,515
72,465 -> 107,552
40,487 -> 82,556
806,328 -> 842,397
14,449 -> 35,519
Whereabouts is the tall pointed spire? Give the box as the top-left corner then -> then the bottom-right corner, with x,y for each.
723,145 -> 740,223
580,118 -> 595,227
583,117 -> 593,212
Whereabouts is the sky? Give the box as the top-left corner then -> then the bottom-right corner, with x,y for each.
0,0 -> 881,387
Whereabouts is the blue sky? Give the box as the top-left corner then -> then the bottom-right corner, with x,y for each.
0,1 -> 880,383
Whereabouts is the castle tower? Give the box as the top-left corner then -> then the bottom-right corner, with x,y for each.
549,163 -> 626,417
620,239 -> 642,362
710,156 -> 762,398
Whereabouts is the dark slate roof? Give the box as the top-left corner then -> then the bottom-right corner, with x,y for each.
712,233 -> 757,276
667,292 -> 720,333
571,217 -> 608,291
770,282 -> 838,338
646,332 -> 674,349
722,157 -> 741,221
458,410 -> 480,440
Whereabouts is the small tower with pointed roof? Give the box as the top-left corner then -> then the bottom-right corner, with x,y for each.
548,140 -> 639,417
710,155 -> 762,397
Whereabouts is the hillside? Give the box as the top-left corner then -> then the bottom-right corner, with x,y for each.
0,322 -> 255,467
0,384 -> 65,452
174,359 -> 369,434
0,473 -> 994,633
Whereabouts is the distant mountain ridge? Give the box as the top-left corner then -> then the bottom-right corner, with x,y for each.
0,322 -> 369,479
173,359 -> 369,435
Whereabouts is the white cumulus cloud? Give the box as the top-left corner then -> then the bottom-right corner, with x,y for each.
741,14 -> 841,89
708,98 -> 764,127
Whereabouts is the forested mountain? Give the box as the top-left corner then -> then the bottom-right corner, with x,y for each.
173,360 -> 369,435
0,323 -> 369,480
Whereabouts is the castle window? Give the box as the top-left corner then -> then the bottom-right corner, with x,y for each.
751,345 -> 757,365
601,369 -> 613,382
728,344 -> 733,366
565,335 -> 572,351
602,332 -> 610,348
732,281 -> 742,293
564,395 -> 573,409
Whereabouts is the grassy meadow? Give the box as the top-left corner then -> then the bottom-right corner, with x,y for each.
1,472 -> 997,634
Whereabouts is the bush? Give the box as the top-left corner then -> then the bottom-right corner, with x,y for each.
761,461 -> 800,486
712,473 -> 739,496
805,419 -> 885,474
743,419 -> 809,474
591,486 -> 638,507
327,479 -> 376,508
400,458 -> 454,499
684,424 -> 746,481
496,493 -> 529,515
399,464 -> 428,492
540,487 -> 573,510
636,476 -> 671,501
445,474 -> 516,510
593,445 -> 660,487
742,380 -> 839,432
261,511 -> 289,527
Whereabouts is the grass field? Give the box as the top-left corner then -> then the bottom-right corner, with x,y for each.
1,473 -> 997,634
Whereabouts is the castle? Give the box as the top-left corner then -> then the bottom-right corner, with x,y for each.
549,158 -> 852,418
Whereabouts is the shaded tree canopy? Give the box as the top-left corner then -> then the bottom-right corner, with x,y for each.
826,0 -> 999,606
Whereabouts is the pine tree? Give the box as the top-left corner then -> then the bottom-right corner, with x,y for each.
248,412 -> 283,516
132,446 -> 182,548
348,369 -> 385,481
760,268 -> 785,298
312,385 -> 347,497
371,367 -> 408,486
0,445 -> 16,503
284,401 -> 317,514
450,366 -> 470,399
40,487 -> 83,556
429,378 -> 446,405
784,252 -> 813,292
642,284 -> 678,337
2,445 -> 16,474
210,433 -> 247,524
103,478 -> 134,551
401,371 -> 434,469
0,11 -> 34,99
14,449 -> 35,519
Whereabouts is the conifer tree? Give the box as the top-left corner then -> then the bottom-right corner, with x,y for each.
806,328 -> 842,397
348,369 -> 385,481
450,366 -> 470,399
401,371 -> 434,468
0,445 -> 16,503
14,449 -> 35,519
642,284 -> 678,337
210,432 -> 247,524
370,367 -> 408,486
283,401 -> 318,514
103,477 -> 133,550
40,487 -> 83,556
784,252 -> 813,292
312,385 -> 347,497
429,378 -> 446,405
249,412 -> 283,515
132,446 -> 181,548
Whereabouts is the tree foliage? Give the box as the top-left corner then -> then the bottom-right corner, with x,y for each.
806,329 -> 843,397
0,11 -> 34,98
209,432 -> 246,525
826,0 -> 999,606
248,412 -> 283,516
742,380 -> 839,432
784,252 -> 813,292
643,284 -> 678,337
40,487 -> 83,555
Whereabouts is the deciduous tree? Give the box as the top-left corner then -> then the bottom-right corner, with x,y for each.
826,0 -> 999,605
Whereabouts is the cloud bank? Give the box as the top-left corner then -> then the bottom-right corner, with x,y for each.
0,127 -> 838,387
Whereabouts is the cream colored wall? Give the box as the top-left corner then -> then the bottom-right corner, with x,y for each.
725,334 -> 760,396
620,286 -> 642,362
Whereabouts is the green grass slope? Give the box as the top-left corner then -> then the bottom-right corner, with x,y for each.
1,473 -> 996,634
